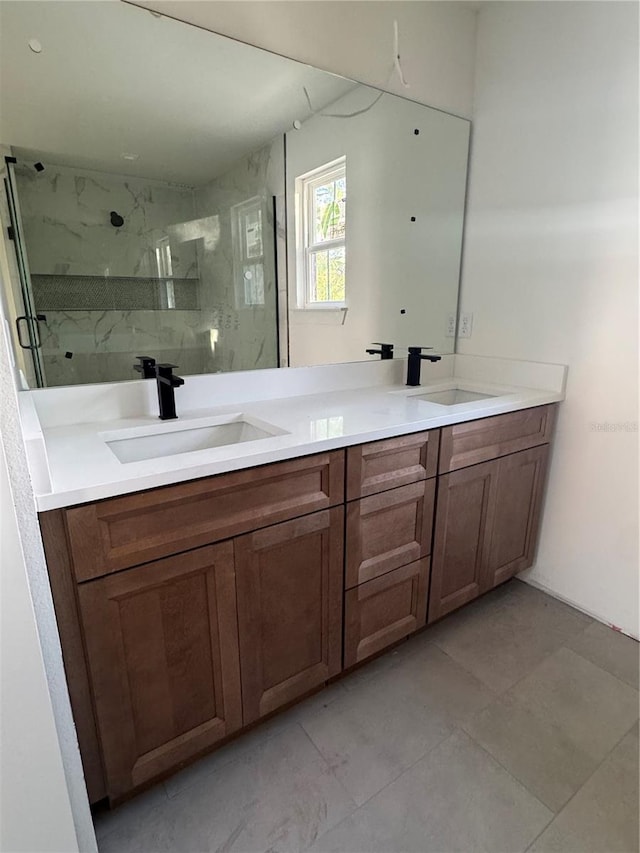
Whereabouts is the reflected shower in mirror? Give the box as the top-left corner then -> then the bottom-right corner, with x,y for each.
0,0 -> 469,388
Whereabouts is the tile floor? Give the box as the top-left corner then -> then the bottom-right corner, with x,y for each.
94,580 -> 639,853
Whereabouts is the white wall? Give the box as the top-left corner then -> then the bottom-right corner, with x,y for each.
0,265 -> 97,847
0,438 -> 80,853
137,0 -> 478,119
458,1 -> 639,637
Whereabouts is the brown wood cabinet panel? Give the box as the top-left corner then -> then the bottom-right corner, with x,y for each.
66,450 -> 344,581
77,542 -> 242,799
39,510 -> 106,803
345,480 -> 435,588
439,404 -> 556,474
486,444 -> 550,588
345,558 -> 429,667
346,430 -> 439,500
428,460 -> 497,623
235,508 -> 343,724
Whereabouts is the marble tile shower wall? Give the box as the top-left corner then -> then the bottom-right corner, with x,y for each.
194,140 -> 282,374
16,163 -> 211,386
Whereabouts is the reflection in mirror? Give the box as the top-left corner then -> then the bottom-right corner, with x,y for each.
286,86 -> 470,367
0,0 -> 469,389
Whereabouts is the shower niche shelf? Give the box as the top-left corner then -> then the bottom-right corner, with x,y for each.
31,273 -> 201,312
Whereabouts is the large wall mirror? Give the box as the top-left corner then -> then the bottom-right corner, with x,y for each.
0,1 -> 470,388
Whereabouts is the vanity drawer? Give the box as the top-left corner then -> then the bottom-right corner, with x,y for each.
346,480 -> 435,588
344,558 -> 430,667
65,451 -> 345,581
439,405 -> 556,473
346,430 -> 439,500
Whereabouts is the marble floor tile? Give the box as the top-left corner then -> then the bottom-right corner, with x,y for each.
463,693 -> 598,811
508,647 -> 639,762
309,730 -> 553,853
567,619 -> 639,689
99,724 -> 356,853
528,725 -> 639,853
300,663 -> 453,806
428,583 -> 593,693
93,783 -> 168,843
164,681 -> 347,799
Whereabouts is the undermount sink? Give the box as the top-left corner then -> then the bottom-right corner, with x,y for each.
393,383 -> 504,406
102,414 -> 286,464
411,389 -> 497,406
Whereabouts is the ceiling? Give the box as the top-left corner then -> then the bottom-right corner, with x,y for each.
0,1 -> 355,185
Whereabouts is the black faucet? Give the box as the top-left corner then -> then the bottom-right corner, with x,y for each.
366,342 -> 394,360
406,346 -> 442,386
134,355 -> 156,379
155,364 -> 184,420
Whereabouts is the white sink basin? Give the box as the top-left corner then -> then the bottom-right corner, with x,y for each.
102,414 -> 286,464
391,382 -> 508,407
410,389 -> 497,406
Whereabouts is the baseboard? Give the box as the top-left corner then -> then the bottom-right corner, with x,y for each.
519,575 -> 640,642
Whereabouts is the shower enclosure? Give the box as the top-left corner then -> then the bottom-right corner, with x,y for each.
4,150 -> 280,388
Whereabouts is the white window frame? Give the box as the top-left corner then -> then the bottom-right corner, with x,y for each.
231,195 -> 266,309
295,156 -> 346,310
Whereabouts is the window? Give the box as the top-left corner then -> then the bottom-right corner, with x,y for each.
231,196 -> 266,307
296,157 -> 346,308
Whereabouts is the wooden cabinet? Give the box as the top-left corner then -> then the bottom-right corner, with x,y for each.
345,558 -> 430,667
344,431 -> 439,667
65,451 -> 344,581
235,509 -> 344,724
346,480 -> 435,588
439,404 -> 555,473
428,461 -> 497,622
77,542 -> 242,800
347,430 -> 439,499
485,444 -> 550,588
39,409 -> 557,804
428,444 -> 550,623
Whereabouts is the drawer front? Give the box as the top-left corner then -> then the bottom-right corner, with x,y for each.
439,404 -> 556,473
66,451 -> 345,581
346,480 -> 435,589
347,430 -> 439,500
345,558 -> 430,667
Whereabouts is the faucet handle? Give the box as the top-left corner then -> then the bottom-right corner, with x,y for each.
408,346 -> 434,354
367,342 -> 394,359
155,363 -> 184,386
134,355 -> 156,378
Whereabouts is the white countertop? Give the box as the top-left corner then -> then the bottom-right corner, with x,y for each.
21,356 -> 566,512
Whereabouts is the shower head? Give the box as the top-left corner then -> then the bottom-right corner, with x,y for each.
110,211 -> 124,228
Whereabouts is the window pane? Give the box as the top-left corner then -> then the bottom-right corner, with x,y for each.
309,246 -> 345,304
328,246 -> 345,302
309,250 -> 328,302
243,263 -> 264,305
243,207 -> 263,259
312,175 -> 346,244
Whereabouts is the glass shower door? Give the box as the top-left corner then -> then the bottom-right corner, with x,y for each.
4,158 -> 46,387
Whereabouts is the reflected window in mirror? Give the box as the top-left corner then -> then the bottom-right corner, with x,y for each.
232,196 -> 266,308
296,157 -> 346,309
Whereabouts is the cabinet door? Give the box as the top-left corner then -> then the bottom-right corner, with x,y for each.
77,542 -> 242,800
346,480 -> 435,588
345,558 -> 430,667
428,460 -> 497,623
236,508 -> 343,724
486,444 -> 549,588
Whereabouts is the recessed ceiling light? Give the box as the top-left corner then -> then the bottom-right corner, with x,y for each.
121,153 -> 139,161
28,38 -> 42,54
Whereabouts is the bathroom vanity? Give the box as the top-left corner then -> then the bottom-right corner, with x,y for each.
26,357 -> 564,806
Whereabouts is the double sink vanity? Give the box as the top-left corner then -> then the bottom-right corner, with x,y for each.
20,354 -> 566,806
